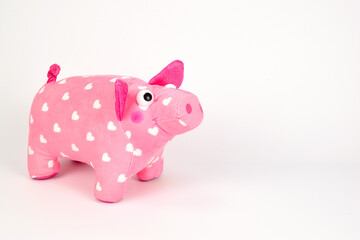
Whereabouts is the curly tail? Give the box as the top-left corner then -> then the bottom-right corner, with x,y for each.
46,64 -> 61,83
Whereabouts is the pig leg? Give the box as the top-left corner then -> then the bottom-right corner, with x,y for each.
27,146 -> 60,179
93,164 -> 129,203
137,155 -> 164,181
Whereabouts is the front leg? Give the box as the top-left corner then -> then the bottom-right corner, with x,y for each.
92,150 -> 133,203
137,155 -> 164,181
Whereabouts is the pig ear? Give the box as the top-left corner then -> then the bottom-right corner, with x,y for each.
148,60 -> 184,88
115,79 -> 128,121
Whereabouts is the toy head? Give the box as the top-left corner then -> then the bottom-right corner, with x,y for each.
115,60 -> 203,138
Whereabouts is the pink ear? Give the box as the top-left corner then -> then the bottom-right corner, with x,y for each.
148,60 -> 184,88
115,79 -> 128,121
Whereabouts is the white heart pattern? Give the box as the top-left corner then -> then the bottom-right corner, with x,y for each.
40,134 -> 47,143
162,97 -> 172,106
84,83 -> 93,90
179,119 -> 187,126
60,152 -> 69,158
62,92 -> 70,100
72,111 -> 80,120
148,126 -> 159,136
133,149 -> 142,156
126,143 -> 134,152
165,84 -> 176,89
39,86 -> 45,93
125,130 -> 131,139
42,102 -> 49,112
107,121 -> 117,131
71,143 -> 79,152
53,123 -> 61,133
86,132 -> 95,141
48,160 -> 54,168
117,174 -> 127,183
93,99 -> 101,109
96,182 -> 102,191
139,105 -> 148,111
102,152 -> 111,162
28,146 -> 34,155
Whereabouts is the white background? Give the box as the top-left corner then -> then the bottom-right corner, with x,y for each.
1,0 -> 360,239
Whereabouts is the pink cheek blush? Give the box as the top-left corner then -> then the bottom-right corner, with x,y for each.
131,110 -> 144,124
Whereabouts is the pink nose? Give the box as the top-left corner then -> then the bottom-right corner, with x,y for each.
177,94 -> 203,129
156,93 -> 204,135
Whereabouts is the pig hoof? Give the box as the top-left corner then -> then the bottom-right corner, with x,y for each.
136,172 -> 162,181
31,172 -> 59,180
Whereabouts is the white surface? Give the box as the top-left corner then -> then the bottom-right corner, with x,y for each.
1,0 -> 360,239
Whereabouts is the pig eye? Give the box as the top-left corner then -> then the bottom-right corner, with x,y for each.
137,90 -> 154,106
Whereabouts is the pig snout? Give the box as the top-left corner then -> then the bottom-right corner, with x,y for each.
156,93 -> 204,135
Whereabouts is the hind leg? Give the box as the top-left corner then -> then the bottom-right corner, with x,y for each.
27,145 -> 60,180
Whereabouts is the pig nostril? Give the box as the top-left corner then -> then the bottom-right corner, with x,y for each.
186,104 -> 192,114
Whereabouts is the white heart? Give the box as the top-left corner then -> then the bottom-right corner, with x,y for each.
133,149 -> 142,156
152,156 -> 160,164
53,123 -> 61,133
72,111 -> 80,120
162,97 -> 172,106
125,130 -> 131,139
147,157 -> 155,164
138,86 -> 147,90
84,83 -> 93,90
60,152 -> 69,158
96,182 -> 102,191
109,78 -> 117,82
117,174 -> 127,183
62,92 -> 70,100
148,126 -> 159,136
30,115 -> 34,124
139,105 -> 148,111
48,160 -> 54,168
102,152 -> 111,162
165,84 -> 176,89
179,119 -> 187,126
86,132 -> 95,141
39,86 -> 45,93
71,143 -> 79,152
126,143 -> 133,152
42,102 -> 49,112
28,146 -> 34,155
40,134 -> 47,143
93,99 -> 101,109
107,121 -> 117,131
58,79 -> 66,84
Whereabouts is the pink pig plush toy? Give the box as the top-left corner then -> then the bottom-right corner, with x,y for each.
27,60 -> 203,202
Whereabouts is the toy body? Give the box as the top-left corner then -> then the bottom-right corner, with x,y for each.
27,61 -> 203,202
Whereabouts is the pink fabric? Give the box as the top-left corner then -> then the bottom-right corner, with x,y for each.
115,79 -> 128,121
28,62 -> 203,203
148,60 -> 184,88
46,64 -> 61,83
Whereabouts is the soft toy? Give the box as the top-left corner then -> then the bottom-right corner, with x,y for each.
27,60 -> 203,202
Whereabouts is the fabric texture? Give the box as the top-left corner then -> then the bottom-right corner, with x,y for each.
27,61 -> 204,203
